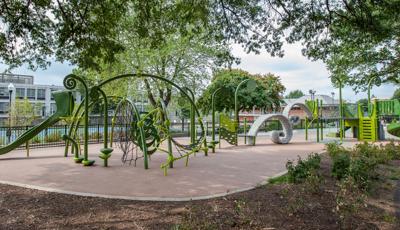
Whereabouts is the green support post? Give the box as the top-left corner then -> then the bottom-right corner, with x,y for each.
316,99 -> 320,143
97,88 -> 113,167
305,118 -> 308,140
320,100 -> 323,141
211,88 -> 222,153
64,75 -> 94,166
244,118 -> 247,144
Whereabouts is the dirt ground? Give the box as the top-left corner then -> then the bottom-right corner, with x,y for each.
0,154 -> 399,230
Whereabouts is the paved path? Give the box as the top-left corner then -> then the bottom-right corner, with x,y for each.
0,134 -> 326,200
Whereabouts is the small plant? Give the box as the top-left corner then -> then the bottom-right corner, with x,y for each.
335,177 -> 366,228
326,142 -> 349,158
44,132 -> 62,143
331,152 -> 351,180
31,135 -> 42,144
286,153 -> 321,183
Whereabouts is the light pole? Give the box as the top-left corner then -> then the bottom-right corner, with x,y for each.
309,89 -> 316,100
367,76 -> 378,114
7,83 -> 15,144
331,92 -> 335,105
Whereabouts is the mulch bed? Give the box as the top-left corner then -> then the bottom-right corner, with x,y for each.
0,154 -> 399,229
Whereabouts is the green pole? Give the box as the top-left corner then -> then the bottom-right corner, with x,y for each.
367,76 -> 378,115
316,99 -> 319,143
184,88 -> 196,145
244,117 -> 247,144
63,74 -> 93,166
211,88 -> 222,153
338,79 -> 343,142
320,100 -> 323,141
234,79 -> 250,146
305,118 -> 308,140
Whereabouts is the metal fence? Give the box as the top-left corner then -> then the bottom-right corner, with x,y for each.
0,119 -> 334,149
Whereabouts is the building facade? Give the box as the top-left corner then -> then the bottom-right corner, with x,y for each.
0,73 -> 81,123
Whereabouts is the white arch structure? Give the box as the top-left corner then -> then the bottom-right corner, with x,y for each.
282,101 -> 314,119
246,114 -> 293,145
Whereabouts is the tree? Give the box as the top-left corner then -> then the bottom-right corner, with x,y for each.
74,9 -> 235,108
392,89 -> 400,100
197,69 -> 285,114
285,90 -> 305,99
9,98 -> 41,126
3,0 -> 398,91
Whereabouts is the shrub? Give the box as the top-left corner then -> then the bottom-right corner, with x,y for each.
286,153 -> 321,183
326,142 -> 349,158
31,135 -> 42,144
331,152 -> 351,180
381,141 -> 400,160
44,132 -> 62,143
335,177 -> 366,228
348,156 -> 378,190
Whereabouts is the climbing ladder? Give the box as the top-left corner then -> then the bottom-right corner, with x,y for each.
358,103 -> 378,141
359,117 -> 377,141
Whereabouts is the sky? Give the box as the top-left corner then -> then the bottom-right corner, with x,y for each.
0,43 -> 396,102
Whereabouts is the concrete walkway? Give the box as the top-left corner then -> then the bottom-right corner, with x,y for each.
0,134 -> 326,201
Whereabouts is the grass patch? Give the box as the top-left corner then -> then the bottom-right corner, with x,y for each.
268,174 -> 288,184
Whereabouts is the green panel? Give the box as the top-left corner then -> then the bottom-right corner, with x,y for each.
219,113 -> 237,145
387,122 -> 400,137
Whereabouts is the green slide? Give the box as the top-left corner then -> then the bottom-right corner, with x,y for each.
387,122 -> 400,137
0,91 -> 74,155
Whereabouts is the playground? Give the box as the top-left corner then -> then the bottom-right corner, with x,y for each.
0,74 -> 400,229
0,134 -> 326,200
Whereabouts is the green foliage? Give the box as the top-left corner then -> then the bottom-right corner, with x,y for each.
267,174 -> 288,184
285,90 -> 304,99
335,177 -> 366,227
10,98 -> 40,126
44,132 -> 62,143
326,142 -> 399,190
197,69 -> 285,114
331,153 -> 351,180
392,89 -> 400,100
286,153 -> 321,184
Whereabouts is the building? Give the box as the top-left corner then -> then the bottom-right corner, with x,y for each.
0,73 -> 81,123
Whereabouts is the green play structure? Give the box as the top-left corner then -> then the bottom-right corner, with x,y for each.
0,73 -> 208,175
0,91 -> 75,156
300,76 -> 400,142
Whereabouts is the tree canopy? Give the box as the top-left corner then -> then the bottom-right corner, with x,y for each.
2,1 -> 399,90
197,69 -> 285,114
285,90 -> 305,99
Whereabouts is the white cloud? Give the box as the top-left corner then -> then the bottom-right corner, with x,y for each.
231,43 -> 396,102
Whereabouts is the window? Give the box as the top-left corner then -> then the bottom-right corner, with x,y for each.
27,88 -> 35,99
50,89 -> 58,100
16,88 -> 25,99
37,89 -> 46,100
0,102 -> 9,114
0,87 -> 9,99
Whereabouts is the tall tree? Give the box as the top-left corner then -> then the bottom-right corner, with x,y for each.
197,69 -> 285,114
285,90 -> 305,99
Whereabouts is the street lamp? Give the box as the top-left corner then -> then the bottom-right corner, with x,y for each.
309,89 -> 316,100
331,92 -> 335,105
7,83 -> 15,144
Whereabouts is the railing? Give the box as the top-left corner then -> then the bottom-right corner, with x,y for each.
0,119 -> 330,150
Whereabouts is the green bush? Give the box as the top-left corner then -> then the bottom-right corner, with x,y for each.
381,141 -> 400,160
44,132 -> 62,143
31,135 -> 42,144
286,153 -> 321,183
326,142 -> 349,158
331,152 -> 351,180
348,156 -> 378,190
